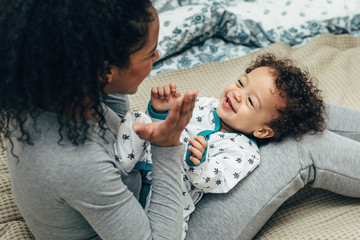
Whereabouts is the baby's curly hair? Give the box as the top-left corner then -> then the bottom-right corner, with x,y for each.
246,53 -> 326,143
1,0 -> 153,148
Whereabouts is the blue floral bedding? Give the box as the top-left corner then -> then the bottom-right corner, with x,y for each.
150,0 -> 360,76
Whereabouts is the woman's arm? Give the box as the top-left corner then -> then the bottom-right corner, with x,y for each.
62,143 -> 185,240
146,145 -> 186,238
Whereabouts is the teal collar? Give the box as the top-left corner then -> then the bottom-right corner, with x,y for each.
185,109 -> 257,167
213,109 -> 222,131
212,109 -> 257,145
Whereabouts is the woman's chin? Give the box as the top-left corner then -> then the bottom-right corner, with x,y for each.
129,87 -> 138,94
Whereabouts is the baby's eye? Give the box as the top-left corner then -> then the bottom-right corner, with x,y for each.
238,80 -> 243,87
248,97 -> 254,107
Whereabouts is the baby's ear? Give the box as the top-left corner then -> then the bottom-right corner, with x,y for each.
253,127 -> 275,139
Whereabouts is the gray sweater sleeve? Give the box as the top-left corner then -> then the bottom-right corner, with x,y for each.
64,144 -> 186,240
147,145 -> 185,239
99,102 -> 185,238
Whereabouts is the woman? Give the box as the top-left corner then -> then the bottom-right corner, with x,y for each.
1,1 -> 359,240
1,0 -> 196,239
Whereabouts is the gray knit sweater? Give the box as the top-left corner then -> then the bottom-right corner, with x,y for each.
6,105 -> 185,239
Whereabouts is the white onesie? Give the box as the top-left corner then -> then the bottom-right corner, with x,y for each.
114,97 -> 260,239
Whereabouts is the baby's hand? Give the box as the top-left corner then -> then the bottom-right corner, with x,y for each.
133,90 -> 198,147
187,136 -> 207,165
151,82 -> 181,112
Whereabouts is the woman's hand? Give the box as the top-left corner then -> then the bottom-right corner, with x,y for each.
151,82 -> 181,113
133,89 -> 198,146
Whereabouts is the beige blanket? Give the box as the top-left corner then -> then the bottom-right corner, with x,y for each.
1,34 -> 360,239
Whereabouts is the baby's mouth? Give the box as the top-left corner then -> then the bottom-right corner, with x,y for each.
225,97 -> 235,112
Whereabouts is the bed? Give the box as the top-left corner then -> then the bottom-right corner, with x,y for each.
130,34 -> 360,240
1,0 -> 360,239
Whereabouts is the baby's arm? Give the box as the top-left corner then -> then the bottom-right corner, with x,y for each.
114,111 -> 152,172
184,137 -> 260,194
151,82 -> 181,113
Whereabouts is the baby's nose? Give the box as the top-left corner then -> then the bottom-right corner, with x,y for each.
233,90 -> 242,102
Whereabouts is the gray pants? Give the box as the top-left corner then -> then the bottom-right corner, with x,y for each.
187,103 -> 360,240
105,95 -> 360,240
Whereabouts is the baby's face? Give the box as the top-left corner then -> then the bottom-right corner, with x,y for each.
217,66 -> 285,137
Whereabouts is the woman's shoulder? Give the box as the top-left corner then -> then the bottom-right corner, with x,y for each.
8,109 -> 121,188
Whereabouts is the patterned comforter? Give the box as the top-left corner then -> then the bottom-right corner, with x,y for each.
150,0 -> 360,76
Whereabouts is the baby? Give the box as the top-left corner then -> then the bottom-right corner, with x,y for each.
114,53 -> 325,239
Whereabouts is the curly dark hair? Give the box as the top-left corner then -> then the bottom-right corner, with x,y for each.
0,0 -> 153,149
245,53 -> 326,143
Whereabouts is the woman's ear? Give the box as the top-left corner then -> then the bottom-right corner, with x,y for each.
253,127 -> 275,139
104,61 -> 113,83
